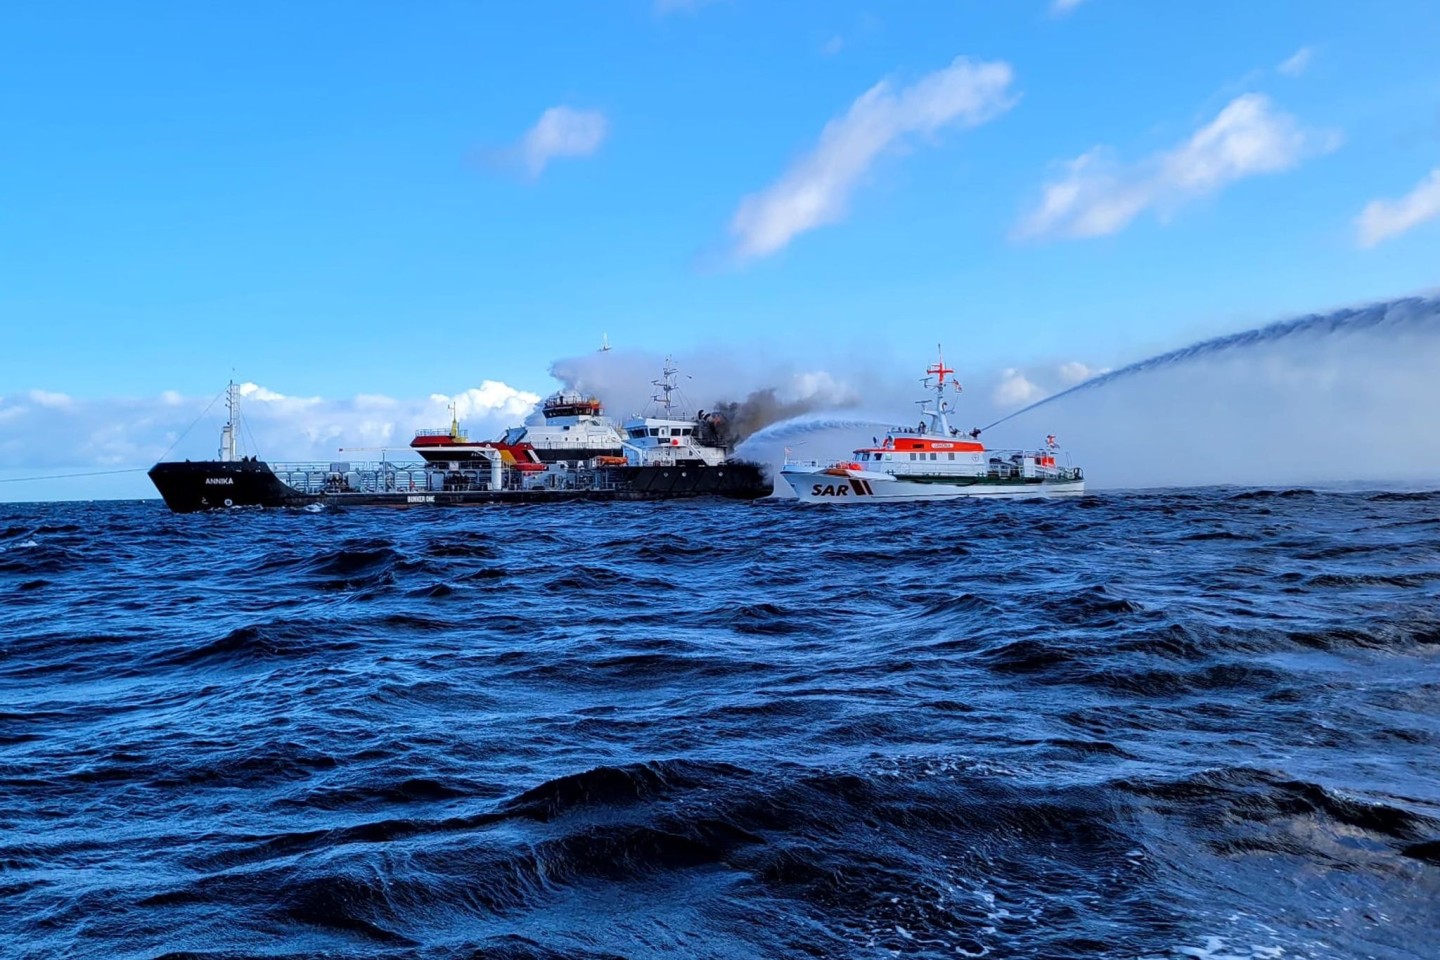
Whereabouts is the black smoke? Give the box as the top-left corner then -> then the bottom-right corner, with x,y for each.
696,388 -> 837,450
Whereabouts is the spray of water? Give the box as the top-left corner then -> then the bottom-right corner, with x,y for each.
736,293 -> 1440,488
742,416 -> 901,448
980,295 -> 1440,435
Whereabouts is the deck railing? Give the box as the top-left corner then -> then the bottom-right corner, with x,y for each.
267,460 -> 631,495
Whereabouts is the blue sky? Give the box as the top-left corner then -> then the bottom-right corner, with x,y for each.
1,0 -> 1438,494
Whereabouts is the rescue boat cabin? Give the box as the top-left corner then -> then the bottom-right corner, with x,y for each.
842,351 -> 1062,479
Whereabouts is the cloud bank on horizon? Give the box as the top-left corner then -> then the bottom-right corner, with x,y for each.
0,382 -> 539,475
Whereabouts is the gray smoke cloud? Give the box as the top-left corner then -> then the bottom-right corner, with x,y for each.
547,347 -> 863,444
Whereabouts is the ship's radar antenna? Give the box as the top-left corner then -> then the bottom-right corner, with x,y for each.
650,356 -> 679,416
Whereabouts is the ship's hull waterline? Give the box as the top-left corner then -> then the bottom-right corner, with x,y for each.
782,468 -> 1085,503
148,459 -> 771,513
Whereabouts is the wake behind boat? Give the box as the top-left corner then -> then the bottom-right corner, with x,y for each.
781,349 -> 1084,502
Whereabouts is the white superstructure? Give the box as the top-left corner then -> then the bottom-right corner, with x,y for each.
621,358 -> 730,467
499,391 -> 626,462
781,347 -> 1085,503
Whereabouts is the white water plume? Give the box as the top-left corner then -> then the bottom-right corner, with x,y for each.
983,294 -> 1440,488
982,296 -> 1440,435
739,294 -> 1440,489
742,416 -> 902,448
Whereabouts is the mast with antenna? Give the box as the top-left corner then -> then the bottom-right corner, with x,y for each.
218,380 -> 239,461
650,356 -> 679,417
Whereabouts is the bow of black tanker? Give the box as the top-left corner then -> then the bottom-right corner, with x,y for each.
148,459 -> 312,512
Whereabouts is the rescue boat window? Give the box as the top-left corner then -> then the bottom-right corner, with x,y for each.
930,453 -> 937,460
909,453 -> 916,461
948,453 -> 954,460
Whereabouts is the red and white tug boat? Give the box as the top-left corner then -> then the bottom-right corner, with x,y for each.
780,349 -> 1085,503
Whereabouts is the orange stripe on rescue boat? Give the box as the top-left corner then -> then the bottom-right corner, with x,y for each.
861,440 -> 984,453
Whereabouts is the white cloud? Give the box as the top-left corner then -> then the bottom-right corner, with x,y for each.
28,389 -> 73,409
993,368 -> 1045,408
821,35 -> 845,56
1356,167 -> 1440,248
517,106 -> 608,178
1018,93 -> 1334,240
433,380 -> 541,423
1050,0 -> 1086,15
237,382 -> 299,403
985,360 -> 1105,411
1056,361 -> 1100,385
788,370 -> 861,407
1277,47 -> 1313,77
728,56 -> 1017,260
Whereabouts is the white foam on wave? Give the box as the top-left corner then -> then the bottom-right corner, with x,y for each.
1145,934 -> 1294,960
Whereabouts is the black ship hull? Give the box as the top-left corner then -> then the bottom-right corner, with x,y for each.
607,461 -> 768,498
148,459 -> 771,513
148,460 -> 312,513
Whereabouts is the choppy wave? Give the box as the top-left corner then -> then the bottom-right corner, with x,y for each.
2,490 -> 1438,959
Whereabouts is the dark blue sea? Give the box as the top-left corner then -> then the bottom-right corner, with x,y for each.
2,491 -> 1438,959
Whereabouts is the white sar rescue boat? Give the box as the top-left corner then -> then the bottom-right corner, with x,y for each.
781,348 -> 1085,503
